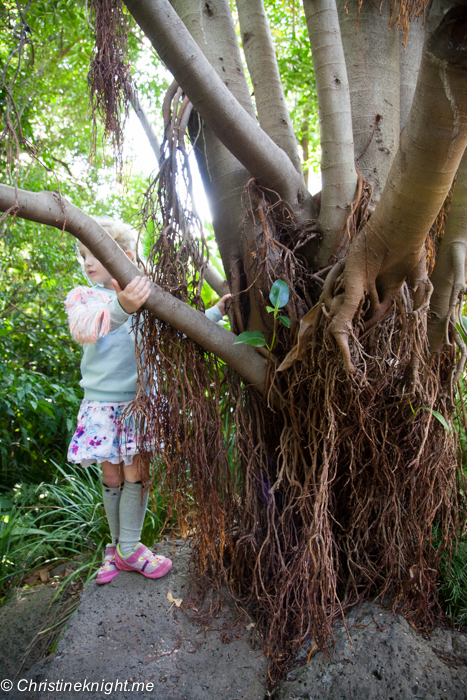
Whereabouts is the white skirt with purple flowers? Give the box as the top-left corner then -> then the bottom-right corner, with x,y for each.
67,400 -> 139,468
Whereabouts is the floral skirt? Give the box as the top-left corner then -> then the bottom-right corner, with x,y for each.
67,400 -> 138,468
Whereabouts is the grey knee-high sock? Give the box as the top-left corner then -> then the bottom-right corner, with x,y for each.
118,481 -> 149,555
102,483 -> 123,546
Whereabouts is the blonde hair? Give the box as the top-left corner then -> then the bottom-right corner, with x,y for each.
92,216 -> 138,260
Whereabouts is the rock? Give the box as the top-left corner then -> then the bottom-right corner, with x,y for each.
10,540 -> 267,700
3,550 -> 467,700
0,584 -> 57,681
276,602 -> 467,700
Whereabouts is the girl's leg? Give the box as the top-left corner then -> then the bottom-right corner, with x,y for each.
116,454 -> 172,579
118,454 -> 150,555
101,461 -> 124,546
121,453 -> 149,484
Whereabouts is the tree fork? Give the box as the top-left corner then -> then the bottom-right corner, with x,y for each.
123,0 -> 316,221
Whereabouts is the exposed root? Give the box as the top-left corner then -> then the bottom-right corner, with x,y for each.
129,103 -> 463,686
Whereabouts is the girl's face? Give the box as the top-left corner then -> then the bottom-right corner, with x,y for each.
79,244 -> 114,289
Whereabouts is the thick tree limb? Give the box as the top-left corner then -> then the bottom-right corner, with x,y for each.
170,0 -> 255,119
204,263 -> 230,298
170,0 -> 252,291
428,149 -> 467,352
337,0 -> 400,199
123,0 -> 315,221
302,0 -> 358,266
328,5 -> 467,372
236,0 -> 304,178
0,184 -> 266,389
400,18 -> 425,132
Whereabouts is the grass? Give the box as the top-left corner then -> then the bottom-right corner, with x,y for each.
438,537 -> 467,627
0,460 -> 168,601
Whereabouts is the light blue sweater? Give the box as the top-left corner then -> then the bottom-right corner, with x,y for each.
78,286 -> 223,402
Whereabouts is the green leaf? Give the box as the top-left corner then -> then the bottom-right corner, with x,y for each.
0,497 -> 13,511
233,331 -> 268,348
413,404 -> 451,433
266,306 -> 276,314
457,321 -> 467,345
269,280 -> 289,309
422,407 -> 451,433
279,315 -> 291,328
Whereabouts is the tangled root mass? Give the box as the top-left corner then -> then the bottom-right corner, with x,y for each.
130,96 -> 463,682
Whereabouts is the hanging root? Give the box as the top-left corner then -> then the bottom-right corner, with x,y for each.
88,0 -> 132,171
359,0 -> 431,46
129,100 -> 463,687
230,285 -> 462,682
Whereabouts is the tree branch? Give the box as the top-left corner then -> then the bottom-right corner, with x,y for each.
428,149 -> 467,352
236,0 -> 304,178
303,0 -> 358,266
123,0 -> 315,221
169,0 -> 252,292
336,0 -> 400,199
129,86 -> 162,162
171,0 -> 255,119
0,184 -> 266,389
399,18 -> 425,132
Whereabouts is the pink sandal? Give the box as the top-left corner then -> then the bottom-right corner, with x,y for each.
96,544 -> 120,585
115,543 -> 172,579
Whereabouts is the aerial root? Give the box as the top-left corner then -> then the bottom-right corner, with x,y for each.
129,163 -> 462,686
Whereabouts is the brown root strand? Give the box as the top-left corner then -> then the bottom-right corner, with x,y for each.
129,104 -> 464,687
88,0 -> 132,173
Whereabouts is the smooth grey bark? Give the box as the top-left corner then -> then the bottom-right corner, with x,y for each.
203,263 -> 230,297
171,0 -> 255,119
329,4 -> 467,372
302,0 -> 358,267
336,0 -> 400,199
123,0 -> 315,222
236,0 -> 304,177
0,184 -> 266,389
428,150 -> 467,352
399,19 -> 425,132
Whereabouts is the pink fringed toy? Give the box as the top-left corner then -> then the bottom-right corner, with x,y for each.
65,286 -> 111,344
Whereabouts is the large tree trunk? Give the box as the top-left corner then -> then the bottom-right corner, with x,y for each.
329,3 -> 467,370
2,0 -> 467,685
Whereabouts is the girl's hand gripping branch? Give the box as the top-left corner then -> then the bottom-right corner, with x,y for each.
216,293 -> 232,316
112,276 -> 152,315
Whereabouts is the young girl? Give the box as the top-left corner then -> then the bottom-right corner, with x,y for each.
66,217 -> 230,584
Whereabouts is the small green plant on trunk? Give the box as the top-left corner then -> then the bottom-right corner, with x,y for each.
233,280 -> 290,353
